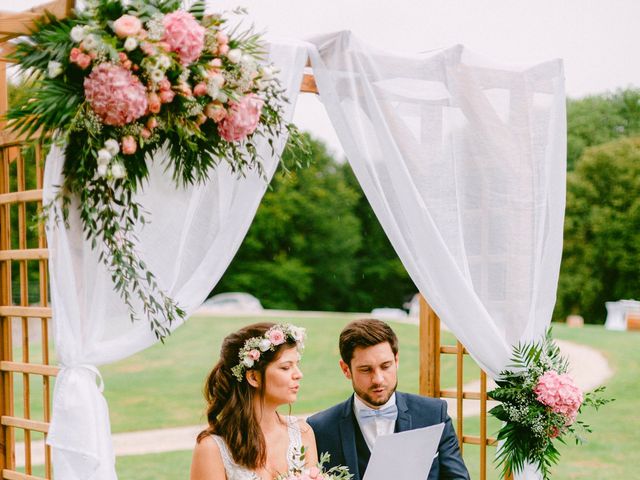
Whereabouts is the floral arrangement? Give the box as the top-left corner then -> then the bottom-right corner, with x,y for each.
276,447 -> 352,480
488,329 -> 612,479
231,323 -> 306,382
7,0 -> 303,339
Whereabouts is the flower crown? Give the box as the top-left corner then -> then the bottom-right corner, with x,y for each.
231,324 -> 306,382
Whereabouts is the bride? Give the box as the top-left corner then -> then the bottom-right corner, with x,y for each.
190,322 -> 318,479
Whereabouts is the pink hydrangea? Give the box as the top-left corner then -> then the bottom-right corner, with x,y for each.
218,94 -> 264,142
162,11 -> 205,65
534,370 -> 583,425
84,63 -> 147,126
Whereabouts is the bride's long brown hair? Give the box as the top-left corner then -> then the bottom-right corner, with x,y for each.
196,322 -> 298,469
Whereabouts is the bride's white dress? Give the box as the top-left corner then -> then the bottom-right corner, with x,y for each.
211,416 -> 303,480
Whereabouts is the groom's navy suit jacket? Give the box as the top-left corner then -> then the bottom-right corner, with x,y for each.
307,392 -> 470,480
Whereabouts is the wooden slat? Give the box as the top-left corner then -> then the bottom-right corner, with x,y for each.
3,469 -> 46,480
461,435 -> 498,446
456,341 -> 464,452
419,295 -> 440,397
0,307 -> 51,318
300,73 -> 318,94
0,250 -> 48,261
0,362 -> 58,377
0,1 -> 70,38
441,345 -> 468,354
0,190 -> 43,205
439,389 -> 481,400
0,417 -> 47,434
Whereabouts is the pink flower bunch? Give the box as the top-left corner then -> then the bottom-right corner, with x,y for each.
70,47 -> 92,70
162,11 -> 205,65
534,370 -> 583,425
218,94 -> 264,142
283,467 -> 324,480
84,63 -> 148,126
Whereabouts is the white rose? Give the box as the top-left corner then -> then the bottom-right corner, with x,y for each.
261,66 -> 274,81
104,139 -> 120,156
157,55 -> 171,69
124,37 -> 138,52
258,339 -> 271,352
216,91 -> 228,103
70,25 -> 87,43
47,61 -> 63,78
227,49 -> 242,64
242,357 -> 254,368
291,327 -> 305,342
205,81 -> 219,99
96,164 -> 108,177
82,35 -> 99,51
111,163 -> 126,179
97,149 -> 112,165
149,69 -> 164,83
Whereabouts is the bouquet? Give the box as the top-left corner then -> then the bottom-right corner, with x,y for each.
489,329 -> 612,479
6,0 -> 302,339
276,448 -> 352,480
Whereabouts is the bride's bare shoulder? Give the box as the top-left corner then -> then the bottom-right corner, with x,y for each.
191,435 -> 226,480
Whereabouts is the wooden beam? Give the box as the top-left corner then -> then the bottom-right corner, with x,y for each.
419,294 -> 440,397
0,190 -> 43,205
300,73 -> 318,94
0,417 -> 48,434
0,362 -> 58,377
3,469 -> 47,480
0,1 -> 70,38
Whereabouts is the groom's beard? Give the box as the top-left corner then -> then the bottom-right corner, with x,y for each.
353,378 -> 398,407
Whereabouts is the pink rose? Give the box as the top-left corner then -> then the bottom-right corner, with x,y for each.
215,31 -> 228,45
209,58 -> 222,68
193,82 -> 207,96
218,44 -> 229,55
147,92 -> 161,114
268,329 -> 285,346
69,47 -> 81,63
140,41 -> 156,56
162,10 -> 205,65
140,128 -> 151,139
218,94 -> 264,142
147,117 -> 158,130
177,82 -> 193,97
121,136 -> 137,154
205,103 -> 226,123
248,349 -> 260,361
76,53 -> 92,70
159,89 -> 175,104
158,78 -> 171,91
113,15 -> 143,38
308,466 -> 321,479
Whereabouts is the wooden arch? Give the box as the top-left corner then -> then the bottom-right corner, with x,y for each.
0,3 -> 506,479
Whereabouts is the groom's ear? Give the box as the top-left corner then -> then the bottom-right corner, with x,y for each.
339,359 -> 352,379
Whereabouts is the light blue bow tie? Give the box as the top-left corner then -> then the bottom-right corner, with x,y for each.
359,404 -> 398,422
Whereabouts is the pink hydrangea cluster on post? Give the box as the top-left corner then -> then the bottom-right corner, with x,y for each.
218,94 -> 264,142
162,11 -> 205,65
534,370 -> 584,425
84,63 -> 148,126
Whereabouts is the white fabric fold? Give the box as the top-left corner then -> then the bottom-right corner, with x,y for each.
44,39 -> 309,480
307,31 -> 566,480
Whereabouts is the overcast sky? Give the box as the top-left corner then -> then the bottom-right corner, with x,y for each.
6,0 -> 640,156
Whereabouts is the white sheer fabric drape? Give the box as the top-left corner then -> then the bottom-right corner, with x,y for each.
308,31 -> 566,479
44,40 -> 308,480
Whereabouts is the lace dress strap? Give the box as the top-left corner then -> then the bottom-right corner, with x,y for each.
286,416 -> 305,471
211,435 -> 259,480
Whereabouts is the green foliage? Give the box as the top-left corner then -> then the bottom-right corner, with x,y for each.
567,89 -> 640,170
555,136 -> 640,323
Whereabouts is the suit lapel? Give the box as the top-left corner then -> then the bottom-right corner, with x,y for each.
338,395 -> 360,479
395,392 -> 412,433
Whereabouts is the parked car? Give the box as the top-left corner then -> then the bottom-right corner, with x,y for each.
370,307 -> 408,321
201,292 -> 263,312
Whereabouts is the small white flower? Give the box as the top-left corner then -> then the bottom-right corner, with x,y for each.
216,91 -> 228,103
242,357 -> 254,368
104,139 -> 120,156
124,37 -> 138,52
96,164 -> 108,177
205,81 -> 219,99
211,74 -> 225,88
261,66 -> 274,81
70,25 -> 87,43
111,163 -> 126,179
97,149 -> 112,165
291,326 -> 305,342
157,55 -> 171,70
227,48 -> 242,64
47,61 -> 63,78
82,34 -> 99,51
258,339 -> 271,352
149,69 -> 164,83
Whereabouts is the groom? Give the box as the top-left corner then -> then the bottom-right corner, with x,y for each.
308,319 -> 470,480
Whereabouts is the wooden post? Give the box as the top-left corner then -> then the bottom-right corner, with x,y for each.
419,294 -> 440,397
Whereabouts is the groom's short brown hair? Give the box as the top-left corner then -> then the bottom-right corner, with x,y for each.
339,318 -> 399,366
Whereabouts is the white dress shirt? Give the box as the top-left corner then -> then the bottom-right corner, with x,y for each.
353,393 -> 397,451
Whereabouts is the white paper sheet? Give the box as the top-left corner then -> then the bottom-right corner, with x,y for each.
363,423 -> 445,480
